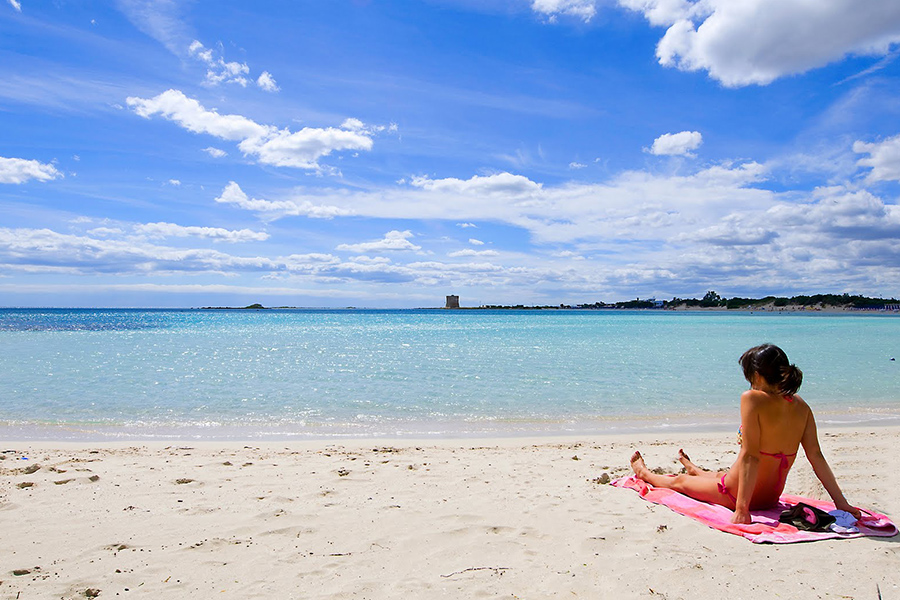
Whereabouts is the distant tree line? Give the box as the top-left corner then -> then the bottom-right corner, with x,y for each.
640,292 -> 898,310
479,292 -> 898,310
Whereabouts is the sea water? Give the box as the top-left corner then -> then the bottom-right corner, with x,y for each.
1,308 -> 898,440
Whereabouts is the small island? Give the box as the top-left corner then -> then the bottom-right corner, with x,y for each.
201,303 -> 268,310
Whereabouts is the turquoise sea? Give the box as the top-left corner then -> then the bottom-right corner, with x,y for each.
1,308 -> 899,440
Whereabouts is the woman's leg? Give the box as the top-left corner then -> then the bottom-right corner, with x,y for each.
677,449 -> 721,479
631,451 -> 735,508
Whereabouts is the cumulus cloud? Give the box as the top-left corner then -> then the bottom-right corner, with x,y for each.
238,126 -> 372,170
257,71 -> 279,92
127,89 -> 266,140
448,248 -> 500,257
620,0 -> 900,87
648,130 -> 702,156
127,89 -> 376,171
214,181 -> 354,219
203,147 -> 227,158
0,156 -> 62,184
87,227 -> 125,237
469,238 -> 485,245
188,40 -> 250,87
552,250 -> 586,260
854,134 -> 900,182
166,179 -> 181,186
6,171 -> 900,299
293,165 -> 771,245
336,230 -> 422,253
684,224 -> 779,246
569,161 -> 587,169
408,172 -> 542,196
0,227 -> 278,275
133,222 -> 270,243
532,0 -> 597,22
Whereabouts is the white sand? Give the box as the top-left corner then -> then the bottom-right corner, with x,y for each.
2,427 -> 898,599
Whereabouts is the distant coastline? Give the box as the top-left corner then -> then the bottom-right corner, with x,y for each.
195,292 -> 900,313
471,292 -> 900,312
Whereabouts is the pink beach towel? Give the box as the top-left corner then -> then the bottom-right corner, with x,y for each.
612,475 -> 898,544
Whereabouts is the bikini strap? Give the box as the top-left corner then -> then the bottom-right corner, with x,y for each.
758,450 -> 797,482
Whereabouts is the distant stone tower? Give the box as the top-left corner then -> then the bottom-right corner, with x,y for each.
445,295 -> 460,309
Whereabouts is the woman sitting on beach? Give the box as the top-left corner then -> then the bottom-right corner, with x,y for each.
630,344 -> 860,524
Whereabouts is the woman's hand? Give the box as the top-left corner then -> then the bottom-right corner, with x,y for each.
731,509 -> 752,524
835,501 -> 862,519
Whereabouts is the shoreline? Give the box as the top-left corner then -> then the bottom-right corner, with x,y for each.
4,413 -> 900,446
4,406 -> 900,443
3,424 -> 898,599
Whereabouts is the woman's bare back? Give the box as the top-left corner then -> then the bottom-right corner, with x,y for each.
733,389 -> 811,507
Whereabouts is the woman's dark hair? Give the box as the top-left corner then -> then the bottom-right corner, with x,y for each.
739,344 -> 803,396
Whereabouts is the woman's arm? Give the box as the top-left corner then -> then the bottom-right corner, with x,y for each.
800,409 -> 860,518
732,391 -> 761,524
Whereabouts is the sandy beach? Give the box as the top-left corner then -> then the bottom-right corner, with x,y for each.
2,426 -> 898,600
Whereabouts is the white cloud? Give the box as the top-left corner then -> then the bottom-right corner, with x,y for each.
617,0 -> 693,26
203,147 -> 227,158
336,230 -> 422,253
6,169 -> 900,299
238,126 -> 373,169
295,165 -> 770,245
448,249 -> 500,257
127,89 -> 267,140
648,130 -> 702,156
87,227 -> 124,237
408,172 -> 542,196
457,222 -> 478,228
0,156 -> 62,184
257,71 -> 279,92
214,181 -> 354,219
188,40 -> 250,87
854,134 -> 900,182
0,227 -> 278,275
552,250 -> 586,260
133,222 -> 270,243
532,0 -> 597,22
569,161 -> 587,169
115,0 -> 192,56
166,179 -> 181,186
469,238 -> 485,245
8,0 -> 21,11
620,0 -> 900,87
127,89 -> 376,171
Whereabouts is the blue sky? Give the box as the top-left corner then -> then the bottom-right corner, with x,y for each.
3,0 -> 900,307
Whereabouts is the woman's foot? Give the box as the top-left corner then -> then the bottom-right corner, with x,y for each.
678,448 -> 704,476
630,451 -> 648,478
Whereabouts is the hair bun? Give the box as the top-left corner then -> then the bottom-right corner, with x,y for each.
780,364 -> 803,396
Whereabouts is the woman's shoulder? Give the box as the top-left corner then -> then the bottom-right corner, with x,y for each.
789,394 -> 812,413
741,390 -> 811,412
740,389 -> 771,404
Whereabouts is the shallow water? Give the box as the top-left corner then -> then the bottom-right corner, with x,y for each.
1,308 -> 898,440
